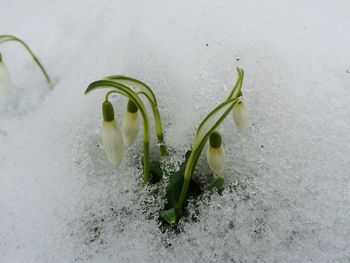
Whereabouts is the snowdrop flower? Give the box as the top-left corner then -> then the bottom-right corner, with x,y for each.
233,98 -> 248,133
102,100 -> 124,167
122,99 -> 139,148
0,53 -> 12,94
207,131 -> 225,176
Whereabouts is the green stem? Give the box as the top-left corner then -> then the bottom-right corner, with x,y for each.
0,35 -> 51,86
195,68 -> 244,138
106,76 -> 169,156
85,80 -> 151,183
157,133 -> 168,156
176,97 -> 239,213
143,141 -> 150,182
137,91 -> 168,156
226,68 -> 244,100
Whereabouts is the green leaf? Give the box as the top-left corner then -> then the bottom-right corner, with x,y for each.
207,176 -> 225,193
159,208 -> 176,225
0,35 -> 51,86
149,161 -> 163,184
160,151 -> 202,224
165,151 -> 192,209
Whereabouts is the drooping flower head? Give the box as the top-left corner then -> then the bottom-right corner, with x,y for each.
233,96 -> 248,133
122,99 -> 139,148
101,100 -> 124,167
207,131 -> 225,176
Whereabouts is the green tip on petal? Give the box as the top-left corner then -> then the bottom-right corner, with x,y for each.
0,52 -> 2,62
102,100 -> 115,122
127,99 -> 138,113
209,131 -> 222,148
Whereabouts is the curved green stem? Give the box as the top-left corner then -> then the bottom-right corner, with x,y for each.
226,67 -> 244,100
195,69 -> 243,137
0,35 -> 51,86
176,97 -> 239,213
105,75 -> 168,156
85,80 -> 151,183
136,90 -> 166,150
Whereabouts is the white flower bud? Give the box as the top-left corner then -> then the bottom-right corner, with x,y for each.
206,131 -> 225,176
122,100 -> 139,148
122,111 -> 139,148
233,99 -> 248,133
102,119 -> 124,167
101,100 -> 124,167
0,58 -> 12,95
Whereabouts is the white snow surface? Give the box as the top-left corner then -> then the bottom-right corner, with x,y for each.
1,0 -> 350,262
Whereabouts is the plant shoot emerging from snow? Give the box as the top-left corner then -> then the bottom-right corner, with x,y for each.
85,68 -> 247,225
0,35 -> 51,94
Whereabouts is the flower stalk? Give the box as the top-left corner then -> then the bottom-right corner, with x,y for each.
0,35 -> 51,87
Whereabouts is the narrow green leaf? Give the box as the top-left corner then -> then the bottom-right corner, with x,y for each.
165,151 -> 192,209
160,150 -> 202,224
0,35 -> 51,86
85,80 -> 148,115
105,75 -> 157,106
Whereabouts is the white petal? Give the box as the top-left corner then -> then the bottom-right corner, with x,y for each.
206,145 -> 225,176
102,120 -> 124,167
233,101 -> 248,133
122,111 -> 139,148
0,62 -> 12,95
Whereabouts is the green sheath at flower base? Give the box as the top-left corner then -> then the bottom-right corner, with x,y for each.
0,35 -> 51,87
127,99 -> 138,113
209,131 -> 222,148
104,75 -> 168,156
207,131 -> 225,176
102,100 -> 115,121
85,80 -> 151,183
123,99 -> 139,148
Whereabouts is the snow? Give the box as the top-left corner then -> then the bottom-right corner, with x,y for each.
1,0 -> 350,262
